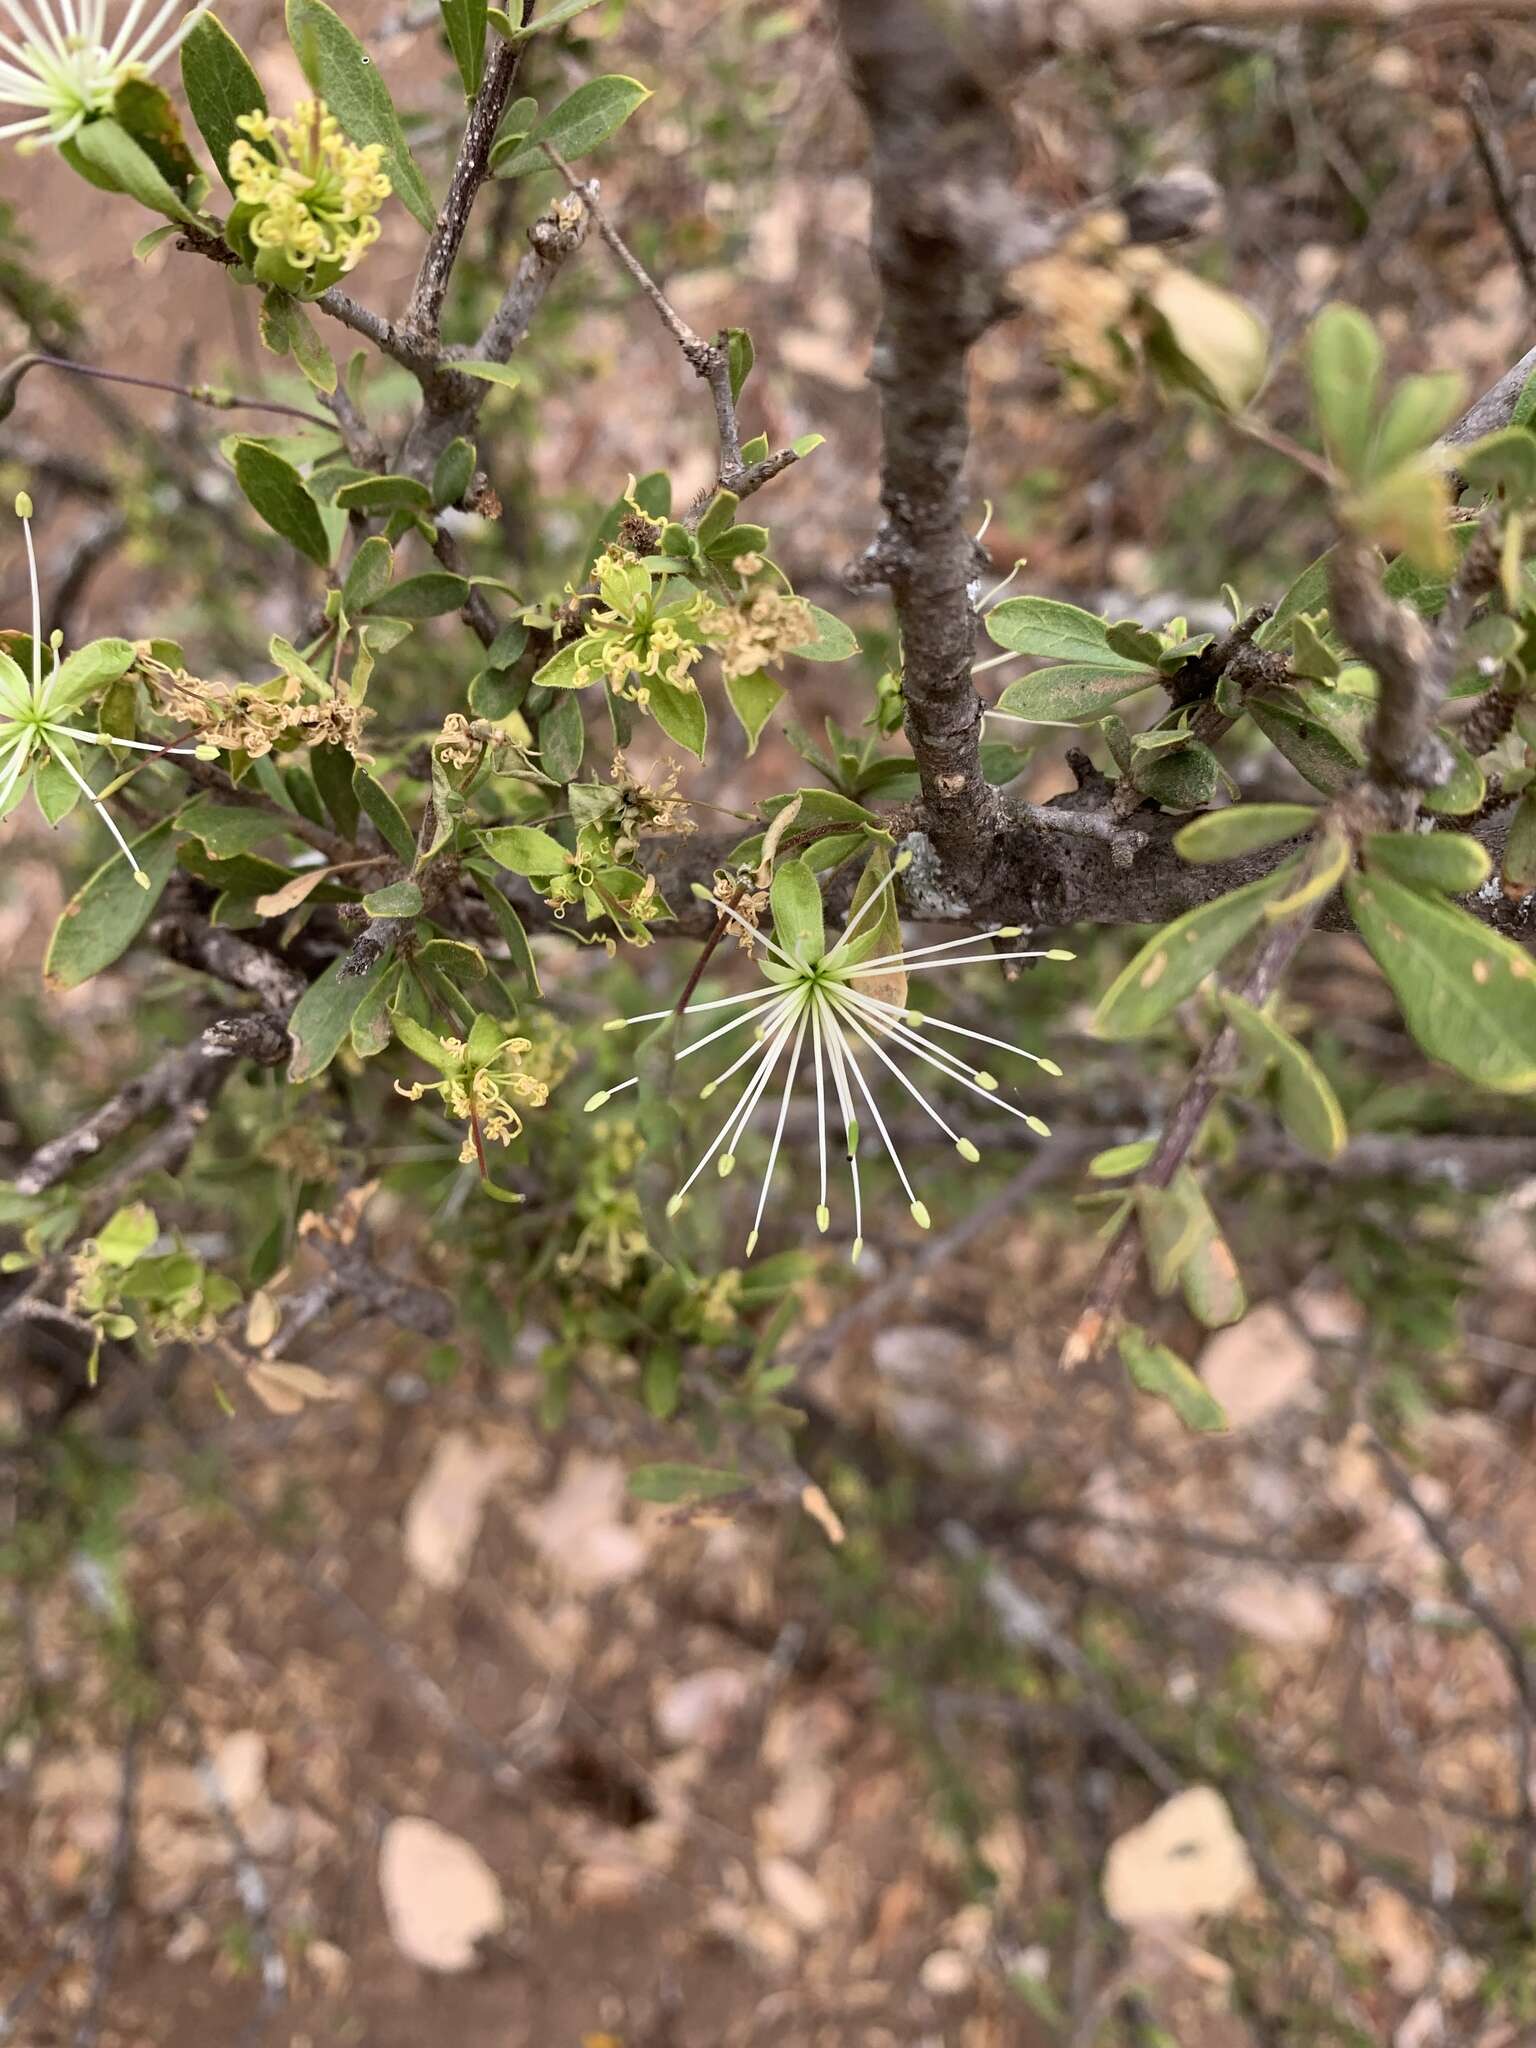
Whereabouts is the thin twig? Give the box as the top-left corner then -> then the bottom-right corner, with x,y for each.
1462,75 -> 1536,318
2,351 -> 333,428
1366,1427 -> 1536,1925
1061,904 -> 1320,1370
72,1726 -> 141,2048
540,145 -> 800,501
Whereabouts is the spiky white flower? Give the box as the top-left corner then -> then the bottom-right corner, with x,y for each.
0,0 -> 209,151
2,492 -> 216,884
585,849 -> 1071,1262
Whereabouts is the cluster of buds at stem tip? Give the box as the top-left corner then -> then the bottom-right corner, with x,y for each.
2,492 -> 218,885
585,848 -> 1071,1263
0,0 -> 213,150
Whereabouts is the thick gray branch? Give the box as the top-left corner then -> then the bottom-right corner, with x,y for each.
835,0 -> 1036,878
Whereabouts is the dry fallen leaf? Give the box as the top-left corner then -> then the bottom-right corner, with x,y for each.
243,1289 -> 281,1351
378,1816 -> 504,1972
402,1432 -> 511,1592
799,1482 -> 845,1546
653,1666 -> 752,1752
758,1761 -> 834,1858
757,1853 -> 830,1936
1361,1881 -> 1436,1995
246,1361 -> 345,1415
519,1452 -> 647,1592
1102,1786 -> 1255,1927
1207,1568 -> 1335,1648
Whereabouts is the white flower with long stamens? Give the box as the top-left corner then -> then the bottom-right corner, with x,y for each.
0,0 -> 209,150
2,492 -> 217,884
585,848 -> 1071,1263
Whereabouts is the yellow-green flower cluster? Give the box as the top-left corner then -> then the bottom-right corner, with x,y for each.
570,549 -> 715,707
226,101 -> 390,298
704,588 -> 813,682
394,1016 -> 549,1168
558,1115 -> 649,1289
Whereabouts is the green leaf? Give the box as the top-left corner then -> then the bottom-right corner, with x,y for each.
1093,862 -> 1300,1040
645,674 -> 707,758
725,327 -> 754,405
33,749 -> 81,827
333,473 -> 433,514
1176,1177 -> 1246,1329
439,0 -> 487,97
757,787 -> 881,833
1503,791 -> 1536,900
285,0 -> 435,229
349,963 -> 397,1055
1175,803 -> 1316,864
641,1344 -> 681,1420
361,571 -> 469,620
538,690 -> 585,783
986,596 -> 1146,668
770,856 -> 824,963
996,663 -> 1159,723
1419,731 -> 1486,817
354,768 -> 415,861
44,818 -> 180,990
839,843 -> 903,973
111,77 -> 201,194
1369,372 -> 1465,480
1259,550 -> 1332,649
530,639 -> 587,690
1458,426 -> 1536,505
232,439 -> 332,566
788,603 -> 858,662
1248,691 -> 1364,795
68,116 -> 200,222
312,743 -> 361,839
177,796 -> 286,857
463,859 -> 540,993
695,488 -> 738,551
1363,830 -> 1491,896
454,358 -> 522,389
181,13 -> 268,194
1118,1324 -> 1227,1433
432,436 -> 476,511
480,823 -> 568,875
628,1462 -> 744,1504
265,292 -> 336,393
132,223 -> 180,261
362,879 -> 423,917
1307,303 -> 1382,480
504,0 -> 603,35
1136,1176 -> 1206,1294
1345,869 -> 1536,1092
491,74 -> 651,178
43,636 -> 136,715
94,1201 -> 160,1266
288,946 -> 397,1082
341,535 -> 394,616
725,668 -> 783,755
1133,739 -> 1221,813
1088,1139 -> 1157,1179
1219,990 -> 1347,1161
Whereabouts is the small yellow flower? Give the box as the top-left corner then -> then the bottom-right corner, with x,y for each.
393,1018 -> 549,1170
226,101 -> 391,299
